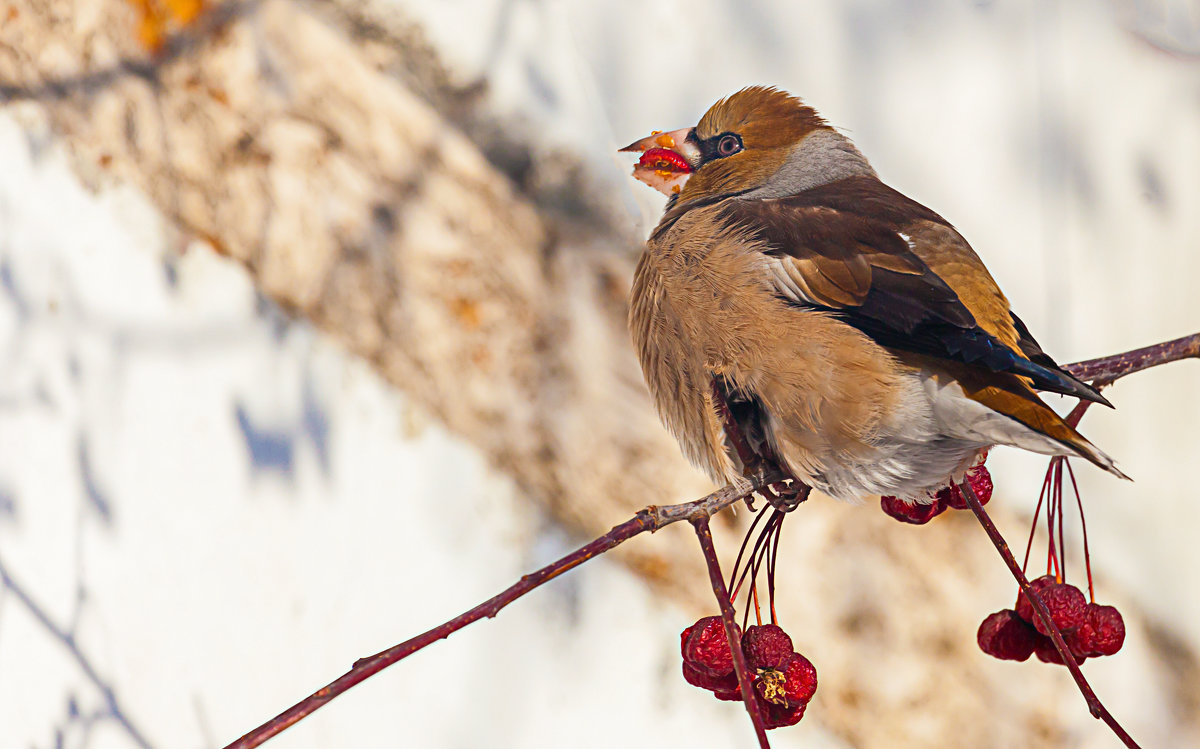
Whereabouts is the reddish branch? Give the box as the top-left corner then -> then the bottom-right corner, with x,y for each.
1065,332 -> 1200,386
691,515 -> 771,748
222,473 -> 782,749
222,334 -> 1196,749
957,479 -> 1140,748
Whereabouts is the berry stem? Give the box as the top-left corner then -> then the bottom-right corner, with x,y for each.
1066,460 -> 1097,604
766,510 -> 783,625
1060,458 -> 1070,583
1046,460 -> 1060,580
728,504 -> 770,599
730,510 -> 780,608
958,478 -> 1142,749
1021,465 -> 1052,603
691,515 -> 772,749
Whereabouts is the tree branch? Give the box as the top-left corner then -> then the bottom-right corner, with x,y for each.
1064,332 -> 1200,386
222,473 -> 782,749
221,332 -> 1196,749
691,515 -> 771,748
957,479 -> 1141,749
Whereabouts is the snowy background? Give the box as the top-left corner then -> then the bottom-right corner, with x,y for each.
2,1 -> 1199,748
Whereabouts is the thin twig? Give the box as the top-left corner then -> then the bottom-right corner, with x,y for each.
222,333 -> 1197,748
222,473 -> 782,749
1064,332 -> 1200,386
958,479 -> 1141,749
691,515 -> 771,748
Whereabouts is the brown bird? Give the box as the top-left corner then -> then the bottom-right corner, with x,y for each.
622,86 -> 1125,503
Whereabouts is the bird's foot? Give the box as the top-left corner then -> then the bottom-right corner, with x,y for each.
760,480 -> 811,513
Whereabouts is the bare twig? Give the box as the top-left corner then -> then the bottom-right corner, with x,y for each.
691,515 -> 771,748
222,333 -> 1196,749
222,473 -> 781,749
958,479 -> 1141,749
1064,332 -> 1200,386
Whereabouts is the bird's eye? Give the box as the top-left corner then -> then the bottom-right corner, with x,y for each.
716,133 -> 743,158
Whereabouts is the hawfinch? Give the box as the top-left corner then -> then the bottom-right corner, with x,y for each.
622,86 -> 1124,503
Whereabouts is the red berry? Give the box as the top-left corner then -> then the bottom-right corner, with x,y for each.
1015,575 -> 1059,624
779,652 -> 818,705
1072,603 -> 1125,657
881,495 -> 945,524
1034,635 -> 1086,666
682,660 -> 740,701
761,700 -> 807,729
753,652 -> 817,710
1065,621 -> 1101,660
683,616 -> 739,678
680,624 -> 695,657
939,466 -> 993,510
936,484 -> 967,510
977,609 -> 1038,662
1032,583 -> 1088,637
742,625 -> 794,670
966,465 -> 993,504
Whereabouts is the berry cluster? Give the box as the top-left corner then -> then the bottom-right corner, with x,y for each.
681,617 -> 817,728
977,575 -> 1125,665
881,464 -> 993,525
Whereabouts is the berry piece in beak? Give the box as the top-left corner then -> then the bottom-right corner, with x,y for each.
620,127 -> 700,197
637,147 -> 693,174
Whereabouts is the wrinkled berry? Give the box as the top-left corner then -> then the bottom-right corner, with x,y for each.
761,700 -> 806,729
881,495 -> 945,524
1070,603 -> 1126,657
682,661 -> 740,701
941,466 -> 994,510
967,465 -> 993,503
977,609 -> 1039,662
936,484 -> 965,510
779,652 -> 818,704
743,625 -> 794,670
1034,635 -> 1086,666
683,616 -> 739,678
1015,575 -> 1059,624
1032,582 -> 1088,636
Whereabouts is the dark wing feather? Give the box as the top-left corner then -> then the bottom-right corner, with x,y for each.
718,182 -> 1109,405
1009,311 -> 1060,369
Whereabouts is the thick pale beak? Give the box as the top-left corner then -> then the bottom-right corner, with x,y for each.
619,127 -> 700,197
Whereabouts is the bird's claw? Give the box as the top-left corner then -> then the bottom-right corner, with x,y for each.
760,480 -> 811,513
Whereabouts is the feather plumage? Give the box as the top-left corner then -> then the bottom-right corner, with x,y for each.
625,87 -> 1125,498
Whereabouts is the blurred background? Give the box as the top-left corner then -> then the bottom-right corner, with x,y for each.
1,1 -> 1199,747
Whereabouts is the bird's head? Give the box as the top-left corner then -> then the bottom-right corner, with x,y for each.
621,86 -> 870,204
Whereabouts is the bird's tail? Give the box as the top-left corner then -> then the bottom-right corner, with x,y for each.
968,382 -> 1130,480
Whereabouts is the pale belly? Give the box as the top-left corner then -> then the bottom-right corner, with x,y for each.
762,368 -> 1070,503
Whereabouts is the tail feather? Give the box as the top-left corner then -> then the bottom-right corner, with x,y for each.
1008,357 -> 1113,408
967,382 -> 1130,480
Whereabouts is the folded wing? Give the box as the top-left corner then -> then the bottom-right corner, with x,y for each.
718,177 -> 1109,406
